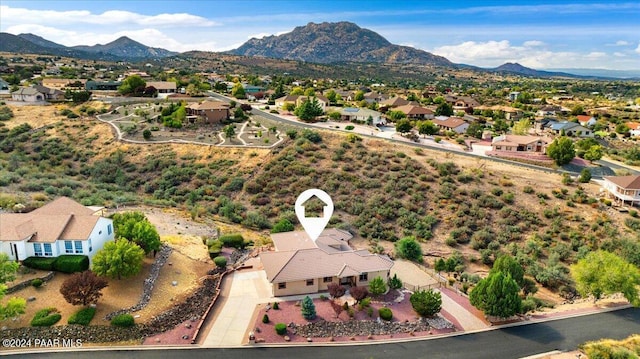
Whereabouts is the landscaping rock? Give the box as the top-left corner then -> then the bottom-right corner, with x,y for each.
284,336 -> 290,342
171,281 -> 178,286
307,337 -> 312,342
27,296 -> 36,302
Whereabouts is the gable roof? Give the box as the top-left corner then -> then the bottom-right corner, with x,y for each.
187,100 -> 229,111
0,197 -> 106,243
394,104 -> 433,116
261,229 -> 393,283
146,81 -> 176,90
434,116 -> 467,129
604,175 -> 640,190
12,87 -> 43,96
380,97 -> 409,107
492,134 -> 551,146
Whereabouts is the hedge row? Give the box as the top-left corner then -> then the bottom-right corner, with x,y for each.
31,307 -> 62,327
22,255 -> 89,273
68,307 -> 96,326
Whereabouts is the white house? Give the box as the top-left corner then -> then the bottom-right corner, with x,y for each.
11,87 -> 46,102
338,107 -> 385,125
0,197 -> 114,264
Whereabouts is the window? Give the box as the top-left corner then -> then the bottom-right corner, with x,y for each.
278,283 -> 286,289
107,224 -> 112,235
64,240 -> 74,254
33,243 -> 43,256
359,273 -> 368,282
74,240 -> 83,254
306,279 -> 314,286
88,238 -> 93,252
43,243 -> 53,257
323,277 -> 333,283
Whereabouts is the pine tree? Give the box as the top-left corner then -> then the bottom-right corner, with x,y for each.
301,296 -> 316,320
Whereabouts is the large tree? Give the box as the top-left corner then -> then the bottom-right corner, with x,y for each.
418,120 -> 439,136
294,97 -> 323,122
470,271 -> 522,318
231,83 -> 246,99
395,119 -> 413,134
118,75 -> 146,96
395,236 -> 423,262
491,254 -> 525,288
0,253 -> 26,321
435,102 -> 454,116
512,119 -> 532,135
301,295 -> 316,320
547,137 -> 575,165
60,271 -> 108,306
92,240 -> 145,280
410,289 -> 442,317
571,250 -> 640,306
112,212 -> 161,254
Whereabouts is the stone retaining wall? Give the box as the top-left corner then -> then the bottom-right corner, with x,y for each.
105,244 -> 172,320
6,272 -> 55,294
292,316 -> 454,338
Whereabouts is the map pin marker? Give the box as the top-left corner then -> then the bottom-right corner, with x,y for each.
295,189 -> 334,242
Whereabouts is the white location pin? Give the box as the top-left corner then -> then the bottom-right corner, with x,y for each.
295,189 -> 334,242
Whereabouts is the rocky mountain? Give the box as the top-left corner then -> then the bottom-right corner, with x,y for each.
72,36 -> 177,59
0,32 -> 176,60
230,21 -> 452,67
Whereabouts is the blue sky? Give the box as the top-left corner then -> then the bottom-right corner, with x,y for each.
1,1 -> 639,70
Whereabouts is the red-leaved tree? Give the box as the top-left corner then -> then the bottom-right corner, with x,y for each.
60,271 -> 108,306
350,286 -> 369,303
327,283 -> 346,299
330,300 -> 344,319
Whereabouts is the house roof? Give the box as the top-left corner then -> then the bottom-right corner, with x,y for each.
146,81 -> 176,90
626,122 -> 639,130
12,87 -> 42,96
434,116 -> 467,129
187,100 -> 229,111
260,229 -> 393,283
276,95 -> 300,102
576,115 -> 595,123
338,107 -> 381,117
549,121 -> 582,131
604,175 -> 640,190
492,134 -> 550,146
380,97 -> 409,107
0,197 -> 106,243
394,104 -> 433,116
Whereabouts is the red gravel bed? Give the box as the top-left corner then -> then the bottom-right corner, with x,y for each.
142,319 -> 198,345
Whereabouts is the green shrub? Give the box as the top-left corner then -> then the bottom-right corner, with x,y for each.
53,255 -> 89,273
68,307 -> 96,326
213,256 -> 227,268
275,323 -> 287,335
31,307 -> 62,327
31,278 -> 43,288
630,210 -> 638,218
345,125 -> 355,130
110,313 -> 135,327
262,314 -> 269,323
523,186 -> 534,194
272,302 -> 279,310
219,233 -> 245,249
378,307 -> 393,321
22,257 -> 57,271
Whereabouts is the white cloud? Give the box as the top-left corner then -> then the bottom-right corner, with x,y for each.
586,52 -> 606,58
636,43 -> 640,54
0,6 -> 217,27
615,40 -> 630,46
523,40 -> 544,47
614,52 -> 626,57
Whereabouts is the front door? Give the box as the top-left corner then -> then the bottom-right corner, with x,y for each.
11,243 -> 19,261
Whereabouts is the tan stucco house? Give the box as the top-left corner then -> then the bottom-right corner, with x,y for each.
603,175 -> 640,207
260,229 -> 394,296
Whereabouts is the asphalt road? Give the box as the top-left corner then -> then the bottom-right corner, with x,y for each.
7,308 -> 640,359
596,159 -> 640,175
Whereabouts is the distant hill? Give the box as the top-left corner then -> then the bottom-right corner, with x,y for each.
489,62 -> 585,79
0,32 -> 176,60
18,33 -> 66,49
230,21 -> 452,67
72,36 -> 177,59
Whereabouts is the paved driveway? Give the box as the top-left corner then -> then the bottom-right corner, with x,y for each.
201,270 -> 272,347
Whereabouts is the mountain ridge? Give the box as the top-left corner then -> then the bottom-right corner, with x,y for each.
230,21 -> 453,67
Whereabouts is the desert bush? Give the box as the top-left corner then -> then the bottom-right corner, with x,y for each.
378,307 -> 393,321
111,313 -> 135,327
68,307 -> 96,326
368,276 -> 386,296
31,307 -> 62,327
275,323 -> 287,335
213,256 -> 227,268
388,273 -> 402,289
31,278 -> 43,288
219,234 -> 245,249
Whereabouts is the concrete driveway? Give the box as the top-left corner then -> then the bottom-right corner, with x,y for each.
201,269 -> 272,347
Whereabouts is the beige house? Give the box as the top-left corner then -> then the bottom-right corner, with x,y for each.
186,100 -> 229,124
394,104 -> 434,120
260,229 -> 394,296
146,81 -> 177,98
603,175 -> 640,207
491,134 -> 550,153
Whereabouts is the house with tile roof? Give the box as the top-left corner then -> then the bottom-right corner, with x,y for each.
337,107 -> 385,125
186,100 -> 230,124
146,81 -> 177,98
260,229 -> 394,296
0,197 -> 114,263
576,115 -> 597,127
490,135 -> 551,153
394,104 -> 434,120
602,175 -> 640,207
11,87 -> 46,102
545,121 -> 593,138
626,122 -> 640,137
433,116 -> 469,134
